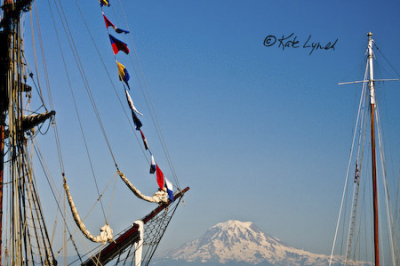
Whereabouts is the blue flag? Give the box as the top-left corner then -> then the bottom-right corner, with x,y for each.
165,177 -> 174,202
150,155 -> 156,174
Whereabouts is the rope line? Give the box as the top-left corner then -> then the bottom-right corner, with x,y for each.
48,0 -> 108,221
375,102 -> 396,264
329,61 -> 369,266
112,0 -> 181,188
53,0 -> 118,167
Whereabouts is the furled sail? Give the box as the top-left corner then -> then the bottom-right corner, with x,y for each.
20,110 -> 55,133
117,170 -> 169,203
63,176 -> 113,244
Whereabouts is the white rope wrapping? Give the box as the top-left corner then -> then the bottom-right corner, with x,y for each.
117,170 -> 168,203
63,177 -> 113,244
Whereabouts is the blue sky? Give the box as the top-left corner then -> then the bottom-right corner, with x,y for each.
18,0 -> 400,261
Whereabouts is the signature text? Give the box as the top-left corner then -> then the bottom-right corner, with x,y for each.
263,33 -> 338,55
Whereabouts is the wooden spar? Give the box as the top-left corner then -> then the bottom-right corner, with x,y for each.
0,54 -> 5,266
367,31 -> 379,266
0,1 -> 12,264
370,102 -> 379,266
0,117 -> 4,266
82,186 -> 189,266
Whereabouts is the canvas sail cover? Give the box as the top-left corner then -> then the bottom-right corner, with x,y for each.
20,111 -> 55,133
117,170 -> 169,203
63,177 -> 113,244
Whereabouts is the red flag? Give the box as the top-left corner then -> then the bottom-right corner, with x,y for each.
103,14 -> 129,34
103,14 -> 115,28
109,34 -> 129,55
140,130 -> 149,150
156,164 -> 164,190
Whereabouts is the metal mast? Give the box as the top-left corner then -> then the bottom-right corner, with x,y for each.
367,31 -> 379,266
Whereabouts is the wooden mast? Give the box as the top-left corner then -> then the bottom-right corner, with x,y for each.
0,1 -> 34,263
0,0 -> 13,264
367,31 -> 379,266
0,97 -> 5,266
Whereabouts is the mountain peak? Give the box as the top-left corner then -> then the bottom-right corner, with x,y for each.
213,220 -> 253,231
215,219 -> 252,227
157,220 -> 352,265
211,220 -> 275,241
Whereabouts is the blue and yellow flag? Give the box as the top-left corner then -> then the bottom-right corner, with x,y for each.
100,0 -> 110,7
117,61 -> 130,89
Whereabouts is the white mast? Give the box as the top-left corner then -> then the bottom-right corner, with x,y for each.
368,32 -> 375,105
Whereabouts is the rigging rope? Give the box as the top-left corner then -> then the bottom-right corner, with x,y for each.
329,62 -> 369,266
375,102 -> 397,264
332,44 -> 399,265
29,5 -> 46,111
71,0 -> 150,167
68,0 -> 175,205
52,0 -> 118,167
47,0 -> 115,222
72,0 -> 182,200
17,0 -> 188,263
33,2 -> 53,112
113,0 -> 181,188
375,41 -> 400,265
33,140 -> 83,262
374,43 -> 400,79
345,68 -> 369,264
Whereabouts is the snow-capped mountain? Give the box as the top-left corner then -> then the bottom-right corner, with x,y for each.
153,220 -> 371,266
